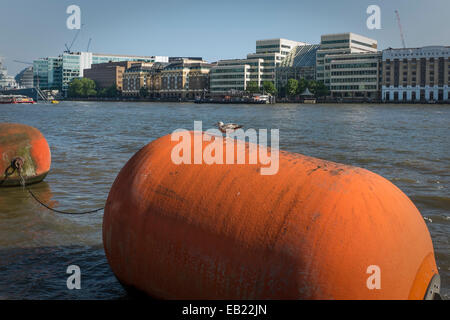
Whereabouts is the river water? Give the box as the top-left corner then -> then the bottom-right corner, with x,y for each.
0,101 -> 448,299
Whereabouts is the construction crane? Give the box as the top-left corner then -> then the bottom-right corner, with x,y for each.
87,38 -> 92,52
394,10 -> 406,48
64,24 -> 85,53
13,60 -> 33,65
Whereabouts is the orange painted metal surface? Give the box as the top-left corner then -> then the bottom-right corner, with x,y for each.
0,123 -> 51,186
103,131 -> 439,299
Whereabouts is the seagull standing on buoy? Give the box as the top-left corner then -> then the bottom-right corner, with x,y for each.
216,121 -> 243,134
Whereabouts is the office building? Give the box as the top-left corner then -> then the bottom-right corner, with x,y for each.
84,61 -> 140,91
210,38 -> 309,95
160,59 -> 213,99
382,46 -> 450,102
317,33 -> 381,99
209,58 -> 264,95
122,62 -> 158,96
276,44 -> 320,89
33,56 -> 62,90
247,38 -> 308,83
15,66 -> 34,88
34,52 -> 169,95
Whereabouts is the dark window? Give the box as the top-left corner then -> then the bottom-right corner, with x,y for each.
394,59 -> 400,87
438,57 -> 444,86
420,59 -> 426,86
394,92 -> 399,101
420,90 -> 425,101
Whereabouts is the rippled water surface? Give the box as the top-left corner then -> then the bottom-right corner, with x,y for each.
0,101 -> 449,299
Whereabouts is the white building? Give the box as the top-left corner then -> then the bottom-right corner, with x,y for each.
381,46 -> 450,102
210,38 -> 308,95
0,58 -> 17,89
247,38 -> 308,83
210,58 -> 264,95
316,33 -> 381,99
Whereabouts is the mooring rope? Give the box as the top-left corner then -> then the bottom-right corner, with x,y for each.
4,157 -> 104,215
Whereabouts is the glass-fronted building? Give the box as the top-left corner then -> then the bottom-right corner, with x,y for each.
34,52 -> 169,95
276,44 -> 320,90
210,58 -> 263,95
33,56 -> 63,90
210,38 -> 308,95
247,38 -> 308,83
316,33 -> 381,99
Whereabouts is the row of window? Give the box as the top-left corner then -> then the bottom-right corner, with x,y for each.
256,44 -> 281,49
331,63 -> 378,69
331,70 -> 378,76
210,74 -> 245,79
321,39 -> 349,45
330,85 -> 377,90
211,81 -> 245,86
331,77 -> 377,83
351,40 -> 377,49
211,68 -> 246,73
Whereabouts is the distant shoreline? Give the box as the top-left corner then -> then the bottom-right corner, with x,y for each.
61,98 -> 450,105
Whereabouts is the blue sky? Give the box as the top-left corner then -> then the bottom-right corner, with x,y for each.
1,0 -> 449,76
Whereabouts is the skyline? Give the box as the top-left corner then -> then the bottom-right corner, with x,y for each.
1,0 -> 450,76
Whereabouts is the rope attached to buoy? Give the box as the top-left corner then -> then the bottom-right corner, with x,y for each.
9,157 -> 104,215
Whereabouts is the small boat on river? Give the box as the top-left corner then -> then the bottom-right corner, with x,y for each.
0,95 -> 36,104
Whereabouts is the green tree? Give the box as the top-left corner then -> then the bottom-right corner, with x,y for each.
98,88 -> 107,97
308,80 -> 329,97
105,85 -> 119,98
246,81 -> 260,94
83,78 -> 97,97
262,81 -> 276,95
68,78 -> 97,97
297,78 -> 309,95
68,78 -> 84,97
97,85 -> 120,98
286,79 -> 298,98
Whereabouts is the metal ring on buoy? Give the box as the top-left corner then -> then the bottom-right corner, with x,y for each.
0,123 -> 51,187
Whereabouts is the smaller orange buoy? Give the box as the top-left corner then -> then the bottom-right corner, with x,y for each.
0,123 -> 51,187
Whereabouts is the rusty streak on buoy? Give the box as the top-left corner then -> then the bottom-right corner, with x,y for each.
0,123 -> 51,187
103,131 -> 439,300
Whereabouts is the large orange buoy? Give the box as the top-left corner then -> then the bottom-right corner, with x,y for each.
0,123 -> 51,187
103,131 -> 440,300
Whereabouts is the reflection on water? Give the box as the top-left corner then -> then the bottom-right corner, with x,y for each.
0,101 -> 449,299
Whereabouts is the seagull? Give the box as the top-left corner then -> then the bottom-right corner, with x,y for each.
216,121 -> 243,134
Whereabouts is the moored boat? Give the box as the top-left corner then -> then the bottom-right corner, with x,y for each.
0,95 -> 36,104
